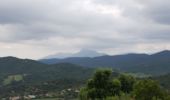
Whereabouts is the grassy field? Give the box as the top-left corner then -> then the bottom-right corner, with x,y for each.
3,74 -> 23,85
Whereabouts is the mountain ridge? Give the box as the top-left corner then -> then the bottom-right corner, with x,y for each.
43,49 -> 106,59
40,50 -> 170,75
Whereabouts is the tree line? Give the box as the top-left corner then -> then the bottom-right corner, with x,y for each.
79,69 -> 170,100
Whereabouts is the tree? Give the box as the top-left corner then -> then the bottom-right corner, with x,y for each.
111,79 -> 121,96
133,79 -> 164,100
118,74 -> 135,93
79,69 -> 169,100
79,69 -> 121,100
79,87 -> 88,100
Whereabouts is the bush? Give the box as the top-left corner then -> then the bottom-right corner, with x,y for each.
133,79 -> 164,100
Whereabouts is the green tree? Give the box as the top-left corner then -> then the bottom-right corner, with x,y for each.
133,79 -> 164,100
111,79 -> 121,96
106,94 -> 132,100
118,74 -> 135,93
79,87 -> 88,100
79,69 -> 121,100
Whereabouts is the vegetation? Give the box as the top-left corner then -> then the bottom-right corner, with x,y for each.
118,74 -> 135,93
0,57 -> 170,99
154,73 -> 170,90
0,57 -> 94,99
79,69 -> 170,100
133,79 -> 164,100
79,69 -> 121,100
3,74 -> 23,85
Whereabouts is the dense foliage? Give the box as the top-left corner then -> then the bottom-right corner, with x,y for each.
79,69 -> 170,100
79,69 -> 121,100
133,79 -> 164,100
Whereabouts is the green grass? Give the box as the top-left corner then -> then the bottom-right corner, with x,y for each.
3,74 -> 23,85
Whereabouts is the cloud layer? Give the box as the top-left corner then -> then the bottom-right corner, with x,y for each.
0,0 -> 170,59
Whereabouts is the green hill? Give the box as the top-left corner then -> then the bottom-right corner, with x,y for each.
0,57 -> 94,98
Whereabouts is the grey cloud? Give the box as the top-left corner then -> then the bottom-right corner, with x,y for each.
95,0 -> 170,24
0,0 -> 170,58
135,0 -> 170,24
0,0 -> 123,41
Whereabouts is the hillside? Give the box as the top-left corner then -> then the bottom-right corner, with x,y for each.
0,57 -> 94,98
0,56 -> 169,99
0,56 -> 94,83
40,50 -> 170,75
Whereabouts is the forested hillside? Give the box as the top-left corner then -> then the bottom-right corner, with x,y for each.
40,50 -> 170,75
0,57 -> 94,99
0,56 -> 170,99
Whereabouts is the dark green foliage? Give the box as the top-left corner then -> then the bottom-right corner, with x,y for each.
79,69 -> 121,100
79,69 -> 170,100
133,79 -> 164,100
118,74 -> 136,93
111,79 -> 121,96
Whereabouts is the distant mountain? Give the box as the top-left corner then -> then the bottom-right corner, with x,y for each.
43,49 -> 106,59
71,49 -> 106,58
40,50 -> 170,75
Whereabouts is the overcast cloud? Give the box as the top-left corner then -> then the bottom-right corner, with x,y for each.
0,0 -> 170,59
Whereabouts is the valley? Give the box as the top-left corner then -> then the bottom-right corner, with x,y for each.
0,52 -> 170,99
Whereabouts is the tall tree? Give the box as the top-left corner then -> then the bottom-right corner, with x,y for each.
79,69 -> 121,100
118,74 -> 135,93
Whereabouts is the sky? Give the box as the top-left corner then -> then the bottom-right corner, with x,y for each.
0,0 -> 170,59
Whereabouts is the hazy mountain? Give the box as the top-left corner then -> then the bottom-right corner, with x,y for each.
40,50 -> 170,75
43,49 -> 106,59
71,49 -> 106,57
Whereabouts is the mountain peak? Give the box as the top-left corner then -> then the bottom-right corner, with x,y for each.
43,49 -> 106,59
72,49 -> 106,58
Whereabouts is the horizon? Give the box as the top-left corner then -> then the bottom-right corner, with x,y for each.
0,49 -> 170,60
0,0 -> 170,59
